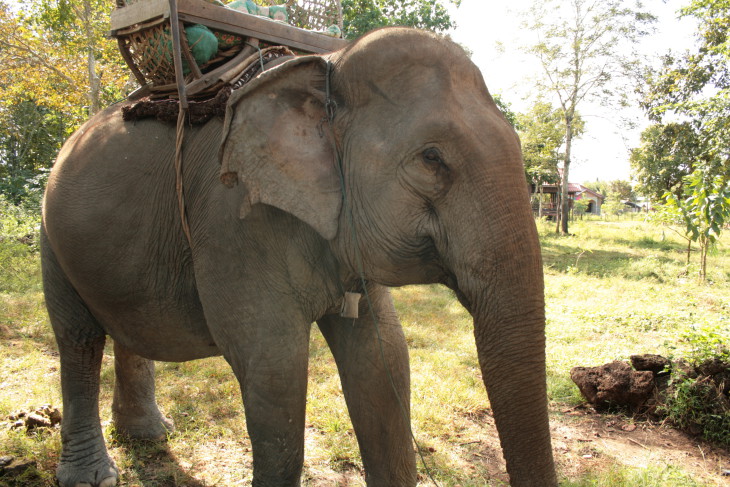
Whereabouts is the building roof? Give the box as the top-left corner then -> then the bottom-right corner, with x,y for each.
568,183 -> 604,201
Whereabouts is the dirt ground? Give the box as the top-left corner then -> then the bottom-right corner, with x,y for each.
553,407 -> 729,485
304,406 -> 730,486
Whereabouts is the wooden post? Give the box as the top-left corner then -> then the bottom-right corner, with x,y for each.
168,0 -> 188,108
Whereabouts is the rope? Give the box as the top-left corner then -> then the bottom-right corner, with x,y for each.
169,0 -> 193,248
321,61 -> 440,487
246,41 -> 266,72
175,107 -> 193,245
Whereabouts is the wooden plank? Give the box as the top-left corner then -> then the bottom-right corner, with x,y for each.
112,0 -> 346,52
185,42 -> 258,96
177,0 -> 347,53
178,13 -> 344,53
168,0 -> 189,109
110,0 -> 170,32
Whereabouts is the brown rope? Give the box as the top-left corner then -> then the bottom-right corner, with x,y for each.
175,108 -> 193,245
169,0 -> 193,247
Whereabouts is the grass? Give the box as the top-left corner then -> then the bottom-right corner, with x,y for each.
1,216 -> 729,486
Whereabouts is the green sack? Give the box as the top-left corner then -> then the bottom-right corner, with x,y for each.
147,24 -> 219,76
183,24 -> 219,73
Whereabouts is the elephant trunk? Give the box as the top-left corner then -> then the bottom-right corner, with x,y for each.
451,207 -> 557,486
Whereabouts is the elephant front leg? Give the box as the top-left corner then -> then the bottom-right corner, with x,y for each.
112,340 -> 173,440
317,285 -> 417,486
224,320 -> 312,487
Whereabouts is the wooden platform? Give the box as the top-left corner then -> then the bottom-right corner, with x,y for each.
110,0 -> 347,54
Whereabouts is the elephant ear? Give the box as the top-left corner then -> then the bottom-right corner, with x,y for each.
219,56 -> 341,240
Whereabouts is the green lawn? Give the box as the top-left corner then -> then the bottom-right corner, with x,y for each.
1,216 -> 728,486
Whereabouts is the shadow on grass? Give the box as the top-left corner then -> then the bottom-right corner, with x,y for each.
112,435 -> 207,487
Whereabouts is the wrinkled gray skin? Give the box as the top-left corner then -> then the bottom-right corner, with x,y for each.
42,28 -> 556,487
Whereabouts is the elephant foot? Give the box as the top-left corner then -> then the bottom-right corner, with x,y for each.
113,410 -> 174,440
57,453 -> 118,487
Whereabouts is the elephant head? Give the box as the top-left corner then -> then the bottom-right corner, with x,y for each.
219,28 -> 556,486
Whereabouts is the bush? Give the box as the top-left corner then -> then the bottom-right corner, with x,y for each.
0,195 -> 42,293
661,373 -> 730,446
660,324 -> 730,447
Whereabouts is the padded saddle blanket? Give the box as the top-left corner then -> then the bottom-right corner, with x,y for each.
122,45 -> 294,125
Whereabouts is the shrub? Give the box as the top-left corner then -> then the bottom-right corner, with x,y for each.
660,324 -> 730,447
0,195 -> 42,293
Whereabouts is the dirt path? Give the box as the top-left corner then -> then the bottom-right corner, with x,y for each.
550,406 -> 730,486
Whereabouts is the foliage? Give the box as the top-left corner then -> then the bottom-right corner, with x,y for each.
341,0 -> 460,39
571,198 -> 589,219
492,93 -> 518,128
601,192 -> 626,219
517,100 -> 576,188
0,100 -> 64,203
0,0 -> 129,202
0,194 -> 42,293
523,0 -> 655,234
0,0 -> 128,120
663,169 -> 730,280
583,180 -> 633,202
630,123 -> 702,201
679,324 -> 730,365
639,0 -> 729,194
663,376 -> 730,446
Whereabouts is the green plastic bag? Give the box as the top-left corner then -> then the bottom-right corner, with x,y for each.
182,24 -> 219,74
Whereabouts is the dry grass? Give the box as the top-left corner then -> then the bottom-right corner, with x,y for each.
1,217 -> 729,486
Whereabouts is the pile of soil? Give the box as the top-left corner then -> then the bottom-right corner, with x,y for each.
571,354 -> 729,440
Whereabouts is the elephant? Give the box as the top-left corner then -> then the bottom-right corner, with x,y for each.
41,27 -> 556,487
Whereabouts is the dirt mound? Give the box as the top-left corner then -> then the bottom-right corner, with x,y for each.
571,354 -> 729,447
571,360 -> 655,409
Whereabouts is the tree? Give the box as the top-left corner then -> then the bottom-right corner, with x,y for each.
0,100 -> 65,203
629,122 -> 701,201
493,94 -> 518,128
0,0 -> 127,121
663,169 -> 730,281
523,0 -> 654,234
602,191 -> 627,219
341,0 -> 460,39
583,179 -> 633,202
516,100 -> 572,217
0,0 -> 128,202
639,0 -> 729,193
637,1 -> 729,280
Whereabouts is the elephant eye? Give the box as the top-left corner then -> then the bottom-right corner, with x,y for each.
422,148 -> 444,167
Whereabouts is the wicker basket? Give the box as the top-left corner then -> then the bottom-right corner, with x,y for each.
113,0 -> 344,90
117,21 -> 179,86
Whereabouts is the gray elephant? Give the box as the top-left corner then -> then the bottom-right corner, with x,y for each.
41,28 -> 556,486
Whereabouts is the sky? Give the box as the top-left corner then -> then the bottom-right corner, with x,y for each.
446,0 -> 698,184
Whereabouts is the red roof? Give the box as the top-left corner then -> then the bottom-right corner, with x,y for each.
569,183 -> 604,201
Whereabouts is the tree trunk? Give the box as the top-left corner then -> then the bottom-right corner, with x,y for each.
560,119 -> 573,235
699,236 -> 708,281
83,0 -> 101,115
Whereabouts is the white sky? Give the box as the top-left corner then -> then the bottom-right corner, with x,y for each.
447,0 -> 698,184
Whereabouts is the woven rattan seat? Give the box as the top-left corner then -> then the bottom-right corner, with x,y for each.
111,0 -> 346,96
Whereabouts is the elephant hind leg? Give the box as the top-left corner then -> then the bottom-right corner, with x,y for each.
42,237 -> 118,487
112,340 -> 174,440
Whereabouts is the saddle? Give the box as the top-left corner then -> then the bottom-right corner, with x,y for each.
122,44 -> 294,124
